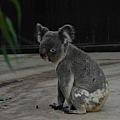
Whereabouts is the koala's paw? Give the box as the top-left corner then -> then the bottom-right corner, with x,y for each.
49,103 -> 63,110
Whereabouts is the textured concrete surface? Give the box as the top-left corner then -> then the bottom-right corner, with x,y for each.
0,52 -> 120,120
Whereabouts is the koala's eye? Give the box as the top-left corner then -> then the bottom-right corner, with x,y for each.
50,48 -> 56,53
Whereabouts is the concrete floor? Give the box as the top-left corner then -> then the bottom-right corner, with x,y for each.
0,52 -> 120,120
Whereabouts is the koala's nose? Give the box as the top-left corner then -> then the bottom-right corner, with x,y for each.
39,48 -> 47,58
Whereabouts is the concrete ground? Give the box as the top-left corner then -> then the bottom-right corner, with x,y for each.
0,52 -> 120,120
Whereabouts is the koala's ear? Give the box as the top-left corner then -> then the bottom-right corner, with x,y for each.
36,23 -> 49,43
58,24 -> 75,43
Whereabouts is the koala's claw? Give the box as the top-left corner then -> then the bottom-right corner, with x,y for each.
49,103 -> 63,110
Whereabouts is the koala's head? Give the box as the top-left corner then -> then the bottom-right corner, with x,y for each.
36,23 -> 75,63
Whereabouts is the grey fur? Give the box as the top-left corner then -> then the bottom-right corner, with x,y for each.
36,23 -> 109,114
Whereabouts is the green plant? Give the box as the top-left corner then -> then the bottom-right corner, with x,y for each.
0,0 -> 22,69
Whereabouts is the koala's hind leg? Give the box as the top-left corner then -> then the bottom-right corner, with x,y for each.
63,87 -> 87,114
66,85 -> 109,114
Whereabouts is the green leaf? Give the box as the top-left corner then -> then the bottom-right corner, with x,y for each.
0,10 -> 12,69
2,47 -> 12,69
0,10 -> 16,54
2,26 -> 16,54
0,1 -> 21,69
10,0 -> 22,27
5,17 -> 18,46
0,97 -> 12,101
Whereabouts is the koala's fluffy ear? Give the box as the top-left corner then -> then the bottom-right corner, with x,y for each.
58,24 -> 75,43
36,23 -> 49,43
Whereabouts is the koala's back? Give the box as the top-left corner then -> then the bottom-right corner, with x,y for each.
60,43 -> 108,93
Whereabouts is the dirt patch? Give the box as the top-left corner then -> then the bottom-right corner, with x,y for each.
99,61 -> 120,66
0,70 -> 56,88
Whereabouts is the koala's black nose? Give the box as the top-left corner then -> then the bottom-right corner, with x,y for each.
39,48 -> 47,58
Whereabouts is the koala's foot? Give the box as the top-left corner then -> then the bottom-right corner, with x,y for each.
63,106 -> 86,114
49,103 -> 63,110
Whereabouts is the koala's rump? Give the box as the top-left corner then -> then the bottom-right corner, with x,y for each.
71,83 -> 109,112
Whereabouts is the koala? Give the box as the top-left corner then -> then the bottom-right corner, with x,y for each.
36,23 -> 109,114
